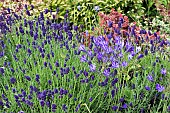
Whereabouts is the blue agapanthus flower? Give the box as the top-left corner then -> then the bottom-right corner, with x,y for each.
156,84 -> 165,92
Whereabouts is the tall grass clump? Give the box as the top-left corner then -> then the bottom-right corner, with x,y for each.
0,6 -> 170,113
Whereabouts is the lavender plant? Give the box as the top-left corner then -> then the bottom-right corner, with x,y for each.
0,6 -> 170,113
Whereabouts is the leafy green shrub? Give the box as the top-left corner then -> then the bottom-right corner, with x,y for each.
22,0 -> 160,30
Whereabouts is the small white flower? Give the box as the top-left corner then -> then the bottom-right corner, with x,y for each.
94,6 -> 100,12
136,46 -> 141,53
77,5 -> 81,11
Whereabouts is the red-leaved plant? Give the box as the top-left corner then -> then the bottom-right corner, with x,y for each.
82,8 -> 166,47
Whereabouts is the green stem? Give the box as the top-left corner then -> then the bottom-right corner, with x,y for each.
81,103 -> 91,113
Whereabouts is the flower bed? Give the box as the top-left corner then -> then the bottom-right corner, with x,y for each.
0,6 -> 170,113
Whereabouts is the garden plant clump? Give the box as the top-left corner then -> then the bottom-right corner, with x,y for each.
0,3 -> 170,113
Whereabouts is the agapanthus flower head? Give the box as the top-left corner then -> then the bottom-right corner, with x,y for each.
103,68 -> 110,77
112,61 -> 119,68
156,84 -> 165,92
128,54 -> 133,60
78,44 -> 86,52
89,63 -> 96,72
161,68 -> 166,75
122,61 -> 128,67
80,55 -> 87,62
147,74 -> 154,82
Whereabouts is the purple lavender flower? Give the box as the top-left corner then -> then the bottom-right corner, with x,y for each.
156,84 -> 165,92
111,78 -> 118,86
145,86 -> 151,91
44,9 -> 49,14
97,52 -> 103,61
104,92 -> 107,97
119,97 -> 124,103
75,104 -> 80,112
44,61 -> 48,67
0,100 -> 3,106
0,67 -> 4,75
137,54 -> 144,60
89,97 -> 93,102
62,104 -> 67,112
27,48 -> 32,54
48,80 -> 52,85
52,104 -> 57,112
112,106 -> 118,111
122,103 -> 128,109
55,61 -> 59,67
46,101 -> 51,107
111,89 -> 115,98
161,68 -> 166,75
10,77 -> 16,84
30,5 -> 34,10
26,10 -> 31,16
24,76 -> 31,81
167,106 -> 170,112
107,33 -> 113,40
107,21 -> 113,28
